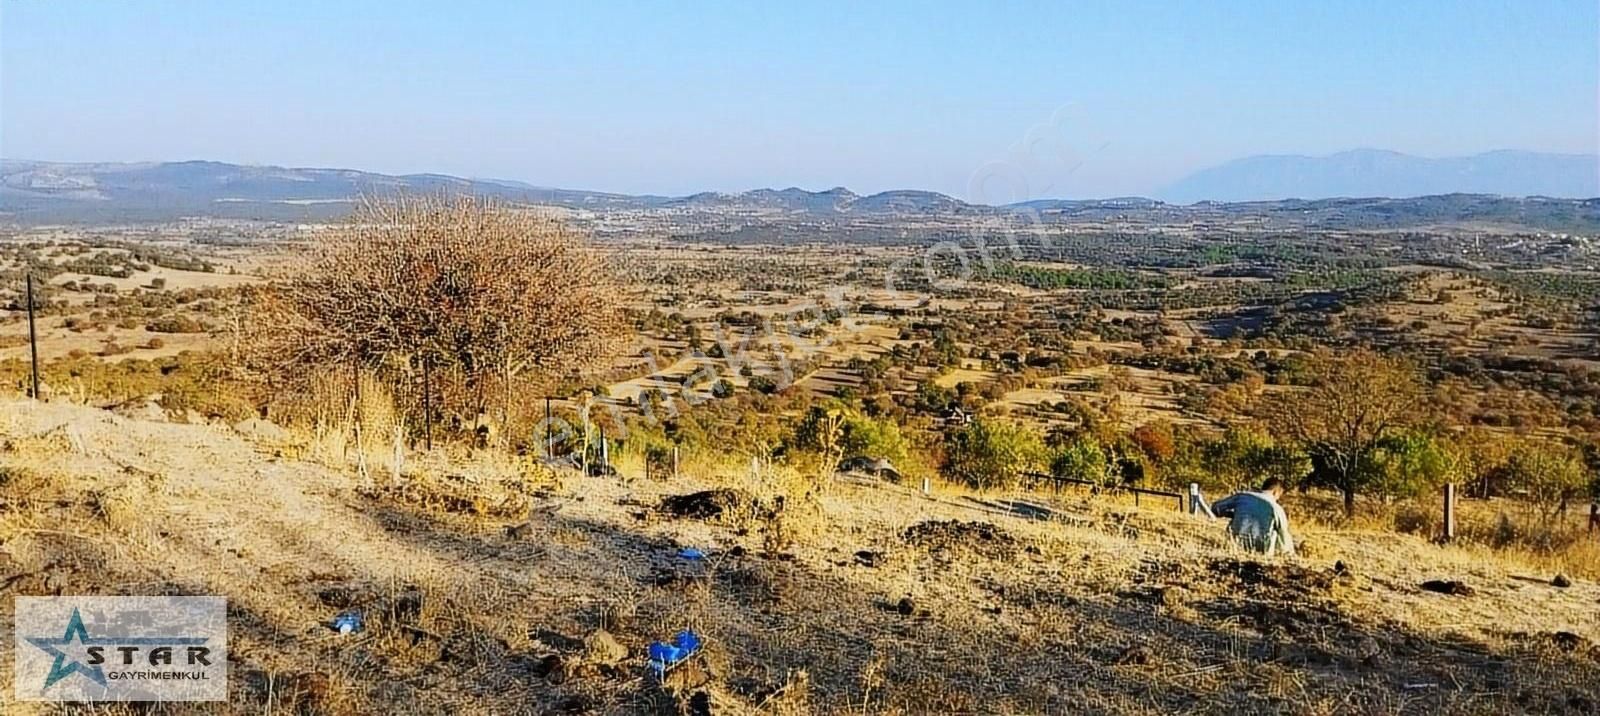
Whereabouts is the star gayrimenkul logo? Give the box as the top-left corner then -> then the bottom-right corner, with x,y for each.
24,607 -> 209,692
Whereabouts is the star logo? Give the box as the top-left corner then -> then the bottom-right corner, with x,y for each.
26,608 -> 107,690
23,607 -> 208,693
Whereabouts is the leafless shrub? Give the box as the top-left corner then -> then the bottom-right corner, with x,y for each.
241,194 -> 623,442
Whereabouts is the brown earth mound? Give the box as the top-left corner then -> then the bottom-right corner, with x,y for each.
1207,557 -> 1339,595
659,488 -> 763,521
902,519 -> 1020,560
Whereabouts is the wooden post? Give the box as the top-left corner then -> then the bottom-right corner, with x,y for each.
1442,483 -> 1457,543
1588,502 -> 1598,535
544,397 -> 553,458
421,356 -> 433,451
26,274 -> 40,400
672,446 -> 680,479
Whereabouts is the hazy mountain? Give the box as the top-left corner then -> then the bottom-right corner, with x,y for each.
3,159 -> 1598,232
0,161 -> 986,221
1158,149 -> 1599,204
0,159 -> 656,221
670,187 -> 861,213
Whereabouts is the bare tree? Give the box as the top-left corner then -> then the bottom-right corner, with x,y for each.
243,194 -> 622,440
1265,349 -> 1423,516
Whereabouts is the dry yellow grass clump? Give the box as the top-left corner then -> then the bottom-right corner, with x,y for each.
0,396 -> 1596,714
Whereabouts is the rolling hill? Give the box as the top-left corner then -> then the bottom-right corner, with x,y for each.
3,158 -> 1598,232
1159,149 -> 1599,204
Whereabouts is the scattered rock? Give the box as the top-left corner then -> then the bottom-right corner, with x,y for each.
837,455 -> 902,482
1333,560 -> 1350,577
602,601 -> 635,632
315,583 -> 375,609
110,397 -> 168,423
1114,645 -> 1151,665
661,657 -> 714,691
1356,636 -> 1382,662
1552,574 -> 1572,589
686,690 -> 714,716
1420,579 -> 1474,596
854,550 -> 882,567
582,629 -> 627,666
393,586 -> 425,623
532,654 -> 567,683
1548,631 -> 1589,653
1152,585 -> 1187,608
896,596 -> 916,616
549,695 -> 593,714
286,672 -> 331,712
534,629 -> 585,652
233,417 -> 290,443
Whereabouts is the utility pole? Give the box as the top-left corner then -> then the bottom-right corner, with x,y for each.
26,274 -> 40,400
422,356 -> 433,451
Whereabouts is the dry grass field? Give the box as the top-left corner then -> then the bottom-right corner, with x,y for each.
1,396 -> 1596,715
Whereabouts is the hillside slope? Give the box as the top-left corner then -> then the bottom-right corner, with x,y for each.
0,398 -> 1596,714
1159,149 -> 1600,203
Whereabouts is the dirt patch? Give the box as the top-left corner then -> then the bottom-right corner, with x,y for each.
659,488 -> 764,522
360,476 -> 531,519
1190,558 -> 1356,638
1420,579 -> 1475,597
902,520 -> 1020,561
1208,557 -> 1339,595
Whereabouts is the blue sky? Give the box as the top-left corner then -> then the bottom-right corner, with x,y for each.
2,1 -> 1595,198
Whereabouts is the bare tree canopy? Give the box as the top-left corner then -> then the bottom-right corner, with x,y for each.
243,194 -> 623,433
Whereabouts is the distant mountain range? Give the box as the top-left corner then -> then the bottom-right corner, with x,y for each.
2,156 -> 1597,231
0,159 -> 997,222
1158,149 -> 1598,204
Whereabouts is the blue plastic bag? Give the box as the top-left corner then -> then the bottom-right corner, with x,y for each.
647,630 -> 703,678
332,611 -> 363,635
678,547 -> 707,561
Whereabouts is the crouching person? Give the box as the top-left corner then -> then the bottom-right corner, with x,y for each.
1211,478 -> 1295,556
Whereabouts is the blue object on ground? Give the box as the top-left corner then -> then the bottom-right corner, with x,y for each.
647,629 -> 703,678
678,547 -> 707,561
333,611 -> 363,635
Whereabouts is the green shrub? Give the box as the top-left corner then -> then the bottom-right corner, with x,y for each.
942,418 -> 1047,490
